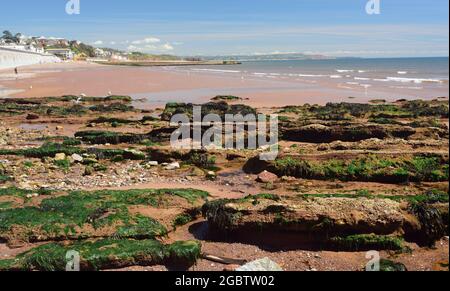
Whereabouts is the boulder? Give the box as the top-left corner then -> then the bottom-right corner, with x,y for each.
54,153 -> 66,161
71,154 -> 83,163
165,162 -> 180,170
26,114 -> 39,120
256,171 -> 278,183
281,124 -> 416,143
236,258 -> 283,271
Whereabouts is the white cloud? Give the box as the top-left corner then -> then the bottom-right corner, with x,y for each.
161,43 -> 174,51
93,40 -> 103,45
131,37 -> 161,45
126,42 -> 175,53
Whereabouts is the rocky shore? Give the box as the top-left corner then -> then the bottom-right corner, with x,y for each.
0,95 -> 448,271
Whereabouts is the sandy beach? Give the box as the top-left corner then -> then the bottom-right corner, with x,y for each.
1,61 -> 447,109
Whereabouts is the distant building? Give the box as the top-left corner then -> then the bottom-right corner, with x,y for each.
33,36 -> 69,47
111,54 -> 128,61
94,48 -> 112,58
45,48 -> 74,60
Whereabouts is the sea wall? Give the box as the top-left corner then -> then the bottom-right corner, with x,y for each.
0,47 -> 60,70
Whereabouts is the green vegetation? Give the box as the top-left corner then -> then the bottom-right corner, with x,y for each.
0,238 -> 201,271
62,137 -> 82,146
0,142 -> 84,158
301,189 -> 449,204
0,175 -> 12,183
89,116 -> 136,126
211,95 -> 243,101
271,155 -> 448,183
161,101 -> 257,121
127,52 -> 181,61
327,234 -> 406,252
0,187 -> 53,199
75,131 -> 147,145
89,103 -> 134,113
276,101 -> 449,121
378,259 -> 408,272
0,95 -> 134,117
173,213 -> 194,228
0,188 -> 208,244
53,159 -> 71,172
0,202 -> 12,209
408,202 -> 447,247
0,142 -> 147,161
184,150 -> 217,170
23,161 -> 34,168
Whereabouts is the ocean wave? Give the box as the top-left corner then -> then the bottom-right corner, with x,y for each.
354,77 -> 370,81
386,77 -> 443,84
397,71 -> 408,75
336,69 -> 354,73
390,86 -> 423,90
191,69 -> 241,73
296,74 -> 326,78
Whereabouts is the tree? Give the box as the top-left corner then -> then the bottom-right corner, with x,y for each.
1,30 -> 21,44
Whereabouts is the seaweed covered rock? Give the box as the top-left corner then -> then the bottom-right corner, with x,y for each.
161,101 -> 257,121
0,239 -> 201,271
244,154 -> 449,183
0,188 -> 209,246
203,195 -> 405,237
404,202 -> 447,247
202,194 -> 449,247
75,131 -> 147,145
281,124 -> 416,143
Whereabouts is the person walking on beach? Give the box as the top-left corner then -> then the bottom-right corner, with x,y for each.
14,67 -> 18,79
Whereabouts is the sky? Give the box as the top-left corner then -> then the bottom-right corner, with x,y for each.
1,0 -> 448,57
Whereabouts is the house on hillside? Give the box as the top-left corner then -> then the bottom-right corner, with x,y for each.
33,37 -> 69,47
45,48 -> 74,60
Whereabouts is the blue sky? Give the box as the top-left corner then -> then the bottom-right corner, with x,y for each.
1,0 -> 448,57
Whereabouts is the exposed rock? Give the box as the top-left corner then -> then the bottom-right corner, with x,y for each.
236,258 -> 283,271
204,196 -> 405,237
256,171 -> 278,183
207,171 -> 216,180
54,153 -> 66,161
282,124 -> 416,143
26,114 -> 39,120
71,154 -> 84,163
84,166 -> 94,176
165,162 -> 180,170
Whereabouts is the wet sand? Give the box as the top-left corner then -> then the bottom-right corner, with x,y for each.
0,62 -> 448,108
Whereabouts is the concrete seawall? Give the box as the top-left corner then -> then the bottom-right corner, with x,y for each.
0,47 -> 60,70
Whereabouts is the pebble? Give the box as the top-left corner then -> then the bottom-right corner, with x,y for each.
165,162 -> 180,170
54,153 -> 66,161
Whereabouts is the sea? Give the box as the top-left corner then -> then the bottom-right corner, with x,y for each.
141,57 -> 449,105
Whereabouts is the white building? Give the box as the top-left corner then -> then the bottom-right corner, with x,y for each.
45,48 -> 74,60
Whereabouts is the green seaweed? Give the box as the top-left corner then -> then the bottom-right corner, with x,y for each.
0,188 -> 208,243
0,238 -> 201,271
328,234 -> 406,252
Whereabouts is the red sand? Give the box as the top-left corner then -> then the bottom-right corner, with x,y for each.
0,62 -> 447,108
